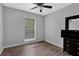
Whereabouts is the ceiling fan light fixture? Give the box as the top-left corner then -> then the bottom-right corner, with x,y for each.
40,9 -> 42,12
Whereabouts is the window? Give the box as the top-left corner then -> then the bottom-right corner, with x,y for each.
25,18 -> 35,39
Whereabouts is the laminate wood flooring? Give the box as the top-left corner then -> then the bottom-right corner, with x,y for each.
1,41 -> 65,56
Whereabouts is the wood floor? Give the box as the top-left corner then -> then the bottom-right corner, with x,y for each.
1,41 -> 65,56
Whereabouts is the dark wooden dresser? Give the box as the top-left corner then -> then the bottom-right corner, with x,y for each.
61,30 -> 79,56
61,15 -> 79,56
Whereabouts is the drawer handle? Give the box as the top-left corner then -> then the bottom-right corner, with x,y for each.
66,49 -> 69,51
77,53 -> 79,55
77,48 -> 79,50
66,45 -> 70,46
76,43 -> 79,45
66,41 -> 70,42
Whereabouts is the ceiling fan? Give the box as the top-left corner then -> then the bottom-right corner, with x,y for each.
31,3 -> 52,12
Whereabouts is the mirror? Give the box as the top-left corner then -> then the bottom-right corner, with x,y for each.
69,19 -> 79,30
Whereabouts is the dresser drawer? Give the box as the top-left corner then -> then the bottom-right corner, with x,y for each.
69,51 -> 79,56
64,39 -> 75,46
74,40 -> 79,46
64,46 -> 79,56
64,38 -> 79,56
68,51 -> 79,56
64,38 -> 79,45
72,47 -> 79,52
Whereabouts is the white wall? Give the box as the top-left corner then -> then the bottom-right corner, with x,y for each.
45,3 -> 79,48
0,4 -> 4,54
3,7 -> 44,47
0,4 -> 3,48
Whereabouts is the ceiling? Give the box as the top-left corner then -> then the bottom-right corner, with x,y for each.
3,3 -> 72,16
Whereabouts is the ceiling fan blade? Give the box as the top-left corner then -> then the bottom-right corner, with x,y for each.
31,6 -> 38,10
43,5 -> 52,9
34,3 -> 44,5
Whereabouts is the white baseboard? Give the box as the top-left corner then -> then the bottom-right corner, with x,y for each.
44,39 -> 63,48
4,39 -> 43,48
24,38 -> 36,42
0,48 -> 4,55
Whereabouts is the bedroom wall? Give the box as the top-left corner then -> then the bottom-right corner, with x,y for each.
45,3 -> 79,48
0,4 -> 3,54
0,4 -> 3,48
3,7 -> 45,47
